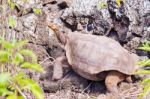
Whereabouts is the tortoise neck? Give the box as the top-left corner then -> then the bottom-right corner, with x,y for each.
54,30 -> 67,45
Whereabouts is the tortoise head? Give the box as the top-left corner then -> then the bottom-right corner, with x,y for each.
48,23 -> 67,45
48,23 -> 59,32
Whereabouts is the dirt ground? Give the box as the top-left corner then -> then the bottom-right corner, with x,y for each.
45,82 -> 142,99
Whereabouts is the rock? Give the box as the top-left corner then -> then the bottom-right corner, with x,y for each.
92,9 -> 112,35
124,37 -> 141,53
14,0 -> 43,16
57,1 -> 69,10
60,0 -> 150,56
65,0 -> 100,16
18,11 -> 54,47
22,14 -> 37,34
47,45 -> 65,59
60,0 -> 113,34
27,43 -> 51,63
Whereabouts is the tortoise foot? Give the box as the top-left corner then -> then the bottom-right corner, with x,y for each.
52,56 -> 67,80
105,71 -> 126,93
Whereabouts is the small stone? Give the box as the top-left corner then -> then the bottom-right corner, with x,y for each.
58,1 -> 69,10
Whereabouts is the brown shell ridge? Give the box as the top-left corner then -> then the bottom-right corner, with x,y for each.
72,55 -> 135,75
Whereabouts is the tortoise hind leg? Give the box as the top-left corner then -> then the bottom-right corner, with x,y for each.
105,71 -> 126,93
52,56 -> 69,80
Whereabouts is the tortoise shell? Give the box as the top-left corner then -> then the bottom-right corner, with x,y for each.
65,32 -> 138,81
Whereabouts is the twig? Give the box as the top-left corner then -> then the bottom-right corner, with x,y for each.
39,56 -> 55,65
81,82 -> 93,93
119,85 -> 143,98
16,85 -> 27,99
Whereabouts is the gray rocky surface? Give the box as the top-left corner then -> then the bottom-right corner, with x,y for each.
0,0 -> 149,98
61,0 -> 150,55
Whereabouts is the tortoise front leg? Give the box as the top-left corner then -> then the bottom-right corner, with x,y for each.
52,56 -> 69,80
105,71 -> 126,93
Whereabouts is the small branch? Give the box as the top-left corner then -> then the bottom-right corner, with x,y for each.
81,82 -> 93,93
16,85 -> 27,99
39,56 -> 55,65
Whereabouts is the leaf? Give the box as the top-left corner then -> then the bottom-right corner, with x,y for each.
1,40 -> 14,50
135,70 -> 150,75
33,8 -> 42,15
138,84 -> 150,99
137,59 -> 150,67
117,0 -> 121,7
2,39 -> 28,50
21,62 -> 45,73
138,41 -> 150,52
14,3 -> 20,10
14,40 -> 28,49
141,78 -> 150,85
142,41 -> 150,47
0,87 -> 13,96
13,72 -> 27,89
0,51 -> 10,63
13,53 -> 24,65
117,0 -> 124,7
8,0 -> 15,10
13,72 -> 27,82
8,0 -> 20,10
99,2 -> 107,9
8,16 -> 17,29
19,78 -> 44,99
0,73 -> 11,86
8,0 -> 11,4
19,49 -> 37,63
7,95 -> 24,99
138,47 -> 150,52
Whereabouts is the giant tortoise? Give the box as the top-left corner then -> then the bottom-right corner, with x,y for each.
48,23 -> 138,93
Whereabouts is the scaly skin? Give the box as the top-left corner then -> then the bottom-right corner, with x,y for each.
105,71 -> 126,93
52,56 -> 66,80
52,56 -> 70,80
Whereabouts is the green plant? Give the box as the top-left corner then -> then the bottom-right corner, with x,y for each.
0,0 -> 45,98
8,16 -> 17,29
8,0 -> 20,10
99,2 -> 107,9
0,38 -> 45,99
136,41 -> 150,99
116,0 -> 124,7
33,8 -> 42,15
